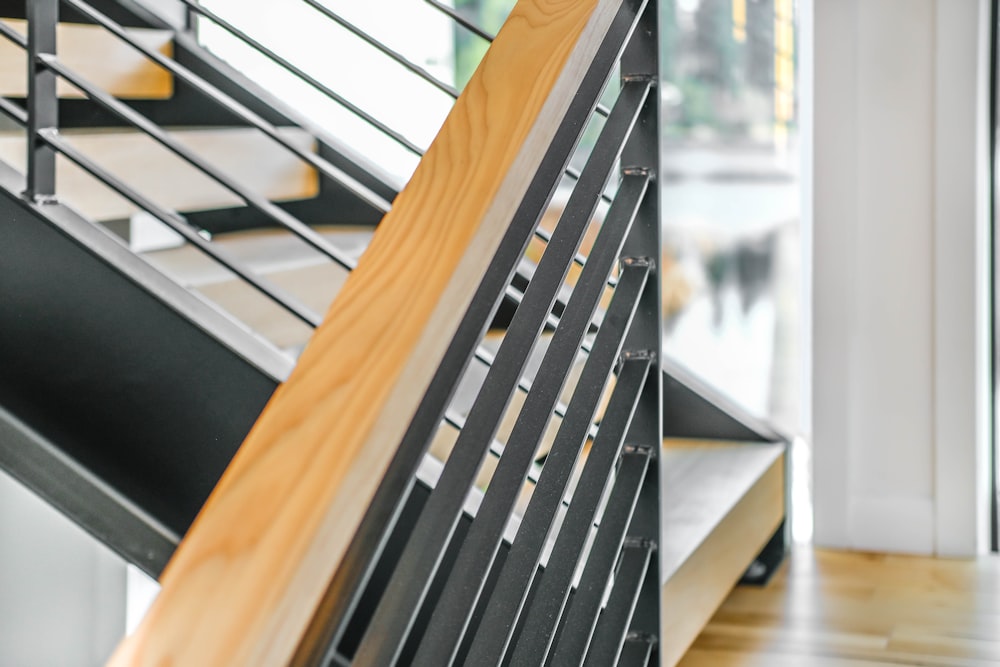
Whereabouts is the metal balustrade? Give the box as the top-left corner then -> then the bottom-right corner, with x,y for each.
0,0 -> 636,501
0,0 -> 663,663
295,1 -> 662,664
2,0 -> 607,377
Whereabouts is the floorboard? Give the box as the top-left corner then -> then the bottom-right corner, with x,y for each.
678,547 -> 1000,667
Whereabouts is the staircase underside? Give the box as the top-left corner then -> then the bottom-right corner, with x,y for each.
0,160 -> 288,574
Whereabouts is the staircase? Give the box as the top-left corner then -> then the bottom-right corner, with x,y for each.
0,0 -> 788,665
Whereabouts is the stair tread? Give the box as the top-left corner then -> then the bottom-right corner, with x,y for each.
141,225 -> 371,287
660,438 -> 785,667
0,127 -> 319,221
0,18 -> 173,99
661,439 -> 785,580
139,226 -> 366,350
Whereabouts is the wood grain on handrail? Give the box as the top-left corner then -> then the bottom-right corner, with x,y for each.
109,0 -> 625,664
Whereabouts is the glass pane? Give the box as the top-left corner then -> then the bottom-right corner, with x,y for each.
661,0 -> 802,432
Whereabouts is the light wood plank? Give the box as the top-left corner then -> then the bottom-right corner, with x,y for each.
661,442 -> 786,667
0,127 -> 318,221
141,227 -> 367,351
661,439 -> 785,580
0,19 -> 173,99
108,1 -> 627,665
679,548 -> 1000,667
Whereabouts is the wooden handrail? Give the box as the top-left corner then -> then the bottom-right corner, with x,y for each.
108,0 -> 625,664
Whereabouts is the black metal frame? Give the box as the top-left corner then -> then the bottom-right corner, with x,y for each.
991,0 -> 999,553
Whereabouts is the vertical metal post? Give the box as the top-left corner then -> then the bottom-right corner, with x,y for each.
184,0 -> 199,34
989,0 -> 999,554
25,0 -> 58,203
618,0 -> 662,662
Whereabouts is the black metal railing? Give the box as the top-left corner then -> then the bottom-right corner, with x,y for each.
187,0 -> 614,215
0,0 -> 620,495
176,0 -> 426,156
2,0 -> 601,346
3,0 -> 380,328
291,1 -> 662,664
0,0 -> 662,663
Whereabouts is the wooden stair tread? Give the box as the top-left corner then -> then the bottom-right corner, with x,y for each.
140,227 -> 369,351
660,438 -> 786,667
0,127 -> 319,221
141,226 -> 371,287
0,18 -> 173,99
661,439 -> 785,579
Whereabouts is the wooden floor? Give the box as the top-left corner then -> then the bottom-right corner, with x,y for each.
678,547 -> 1000,667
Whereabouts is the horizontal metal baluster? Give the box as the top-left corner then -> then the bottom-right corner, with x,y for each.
415,259 -> 649,666
0,97 -> 27,125
353,84 -> 644,667
41,55 -> 358,272
501,284 -> 603,360
506,360 -> 651,665
9,0 -> 599,258
462,176 -> 650,666
423,0 -> 496,41
176,0 -> 423,156
579,544 -> 653,667
62,0 -> 391,214
448,532 -> 512,665
298,0 -> 457,98
0,20 -> 26,47
38,128 -> 322,326
178,1 -> 607,261
543,450 -> 652,666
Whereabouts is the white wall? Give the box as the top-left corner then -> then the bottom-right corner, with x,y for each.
0,472 -> 126,665
812,0 -> 991,555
